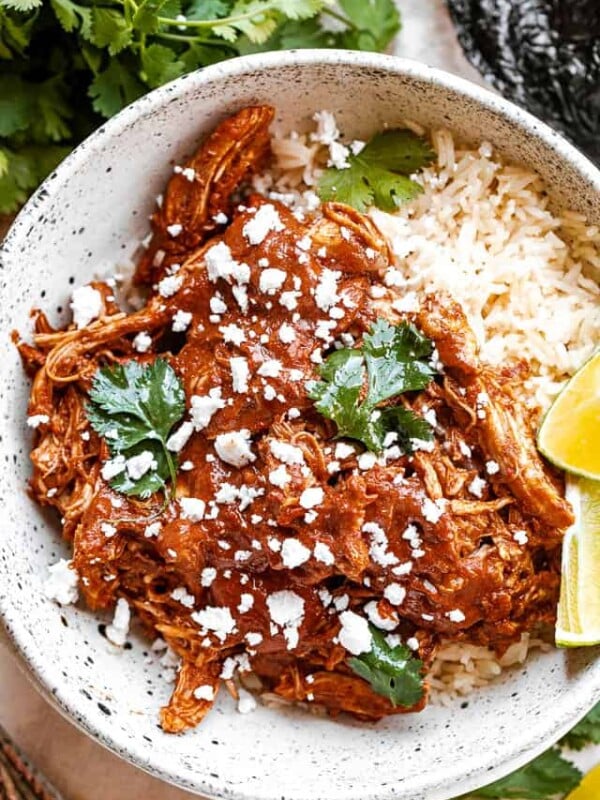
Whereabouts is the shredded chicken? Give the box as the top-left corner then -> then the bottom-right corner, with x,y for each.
15,106 -> 573,733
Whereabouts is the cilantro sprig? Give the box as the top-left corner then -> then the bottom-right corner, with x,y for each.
318,129 -> 435,212
464,748 -> 582,799
348,626 -> 424,707
0,0 -> 400,213
86,359 -> 185,501
308,319 -> 437,453
560,701 -> 600,751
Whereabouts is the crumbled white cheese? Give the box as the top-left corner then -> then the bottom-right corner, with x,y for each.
257,359 -> 282,378
279,291 -> 300,311
269,439 -> 305,465
193,685 -> 215,701
513,529 -> 529,545
338,610 -> 372,655
468,476 -> 487,498
299,487 -> 324,509
392,292 -> 420,313
281,538 -> 311,569
238,593 -> 254,614
334,442 -> 355,460
101,522 -> 117,538
144,522 -> 161,538
406,636 -> 419,651
71,285 -> 103,328
421,497 -> 446,524
266,590 -> 305,650
215,430 -> 255,468
171,586 -> 195,608
132,331 -> 152,353
486,460 -> 500,475
166,421 -> 194,453
246,632 -> 263,647
44,559 -> 79,605
172,309 -> 192,332
364,600 -> 398,631
278,322 -> 296,344
269,465 -> 291,487
167,223 -> 183,237
126,450 -> 157,480
210,295 -> 227,315
230,357 -> 250,393
384,583 -> 406,606
27,414 -> 50,428
314,269 -> 340,312
313,542 -> 334,565
106,598 -> 130,646
220,323 -> 246,346
446,609 -> 466,623
179,497 -> 206,521
357,452 -> 377,471
157,274 -> 183,298
200,567 -> 217,587
191,605 -> 236,642
259,268 -> 287,295
363,521 -> 398,567
190,388 -> 225,430
243,204 -> 284,245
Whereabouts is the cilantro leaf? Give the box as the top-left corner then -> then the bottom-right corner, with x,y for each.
141,43 -> 186,88
184,0 -> 230,16
348,626 -> 424,707
310,349 -> 381,451
86,359 -> 186,501
309,319 -> 437,453
212,0 -> 278,44
0,77 -> 31,137
362,319 -> 435,405
561,702 -> 600,751
337,0 -> 400,52
0,0 -> 42,11
466,747 -> 582,799
90,7 -> 132,54
0,145 -> 69,213
88,58 -> 145,117
318,129 -> 435,213
132,0 -> 168,34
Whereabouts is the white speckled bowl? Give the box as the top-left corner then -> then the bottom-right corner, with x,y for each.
1,51 -> 599,800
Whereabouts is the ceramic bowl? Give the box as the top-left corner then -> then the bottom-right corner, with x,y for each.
1,51 -> 599,800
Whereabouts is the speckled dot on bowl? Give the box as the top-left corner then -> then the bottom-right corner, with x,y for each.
1,51 -> 599,800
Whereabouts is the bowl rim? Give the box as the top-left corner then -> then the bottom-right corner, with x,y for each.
2,48 -> 600,800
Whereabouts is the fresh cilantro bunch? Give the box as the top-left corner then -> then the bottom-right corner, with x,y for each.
0,0 -> 400,213
309,318 -> 437,453
86,358 -> 185,500
348,625 -> 424,707
318,128 -> 435,212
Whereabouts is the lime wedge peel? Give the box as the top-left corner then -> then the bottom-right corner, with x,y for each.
556,477 -> 600,648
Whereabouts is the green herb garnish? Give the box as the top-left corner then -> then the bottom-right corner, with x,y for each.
464,747 -> 583,799
318,129 -> 435,212
348,626 -> 424,707
0,0 -> 400,213
560,701 -> 600,751
308,319 -> 437,453
86,358 -> 185,501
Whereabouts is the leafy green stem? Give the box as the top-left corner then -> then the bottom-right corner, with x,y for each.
320,6 -> 357,30
157,3 -> 279,29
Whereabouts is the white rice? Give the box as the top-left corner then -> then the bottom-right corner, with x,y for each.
263,112 -> 600,702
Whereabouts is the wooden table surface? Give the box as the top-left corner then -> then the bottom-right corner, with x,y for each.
2,3 -> 597,798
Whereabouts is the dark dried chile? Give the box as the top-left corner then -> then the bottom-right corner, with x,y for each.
446,0 -> 600,163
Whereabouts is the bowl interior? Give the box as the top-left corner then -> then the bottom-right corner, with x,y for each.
1,52 -> 599,800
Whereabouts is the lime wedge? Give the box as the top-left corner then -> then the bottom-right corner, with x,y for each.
566,763 -> 600,800
537,351 -> 600,481
556,477 -> 600,647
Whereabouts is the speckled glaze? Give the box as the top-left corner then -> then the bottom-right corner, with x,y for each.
1,52 -> 599,800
